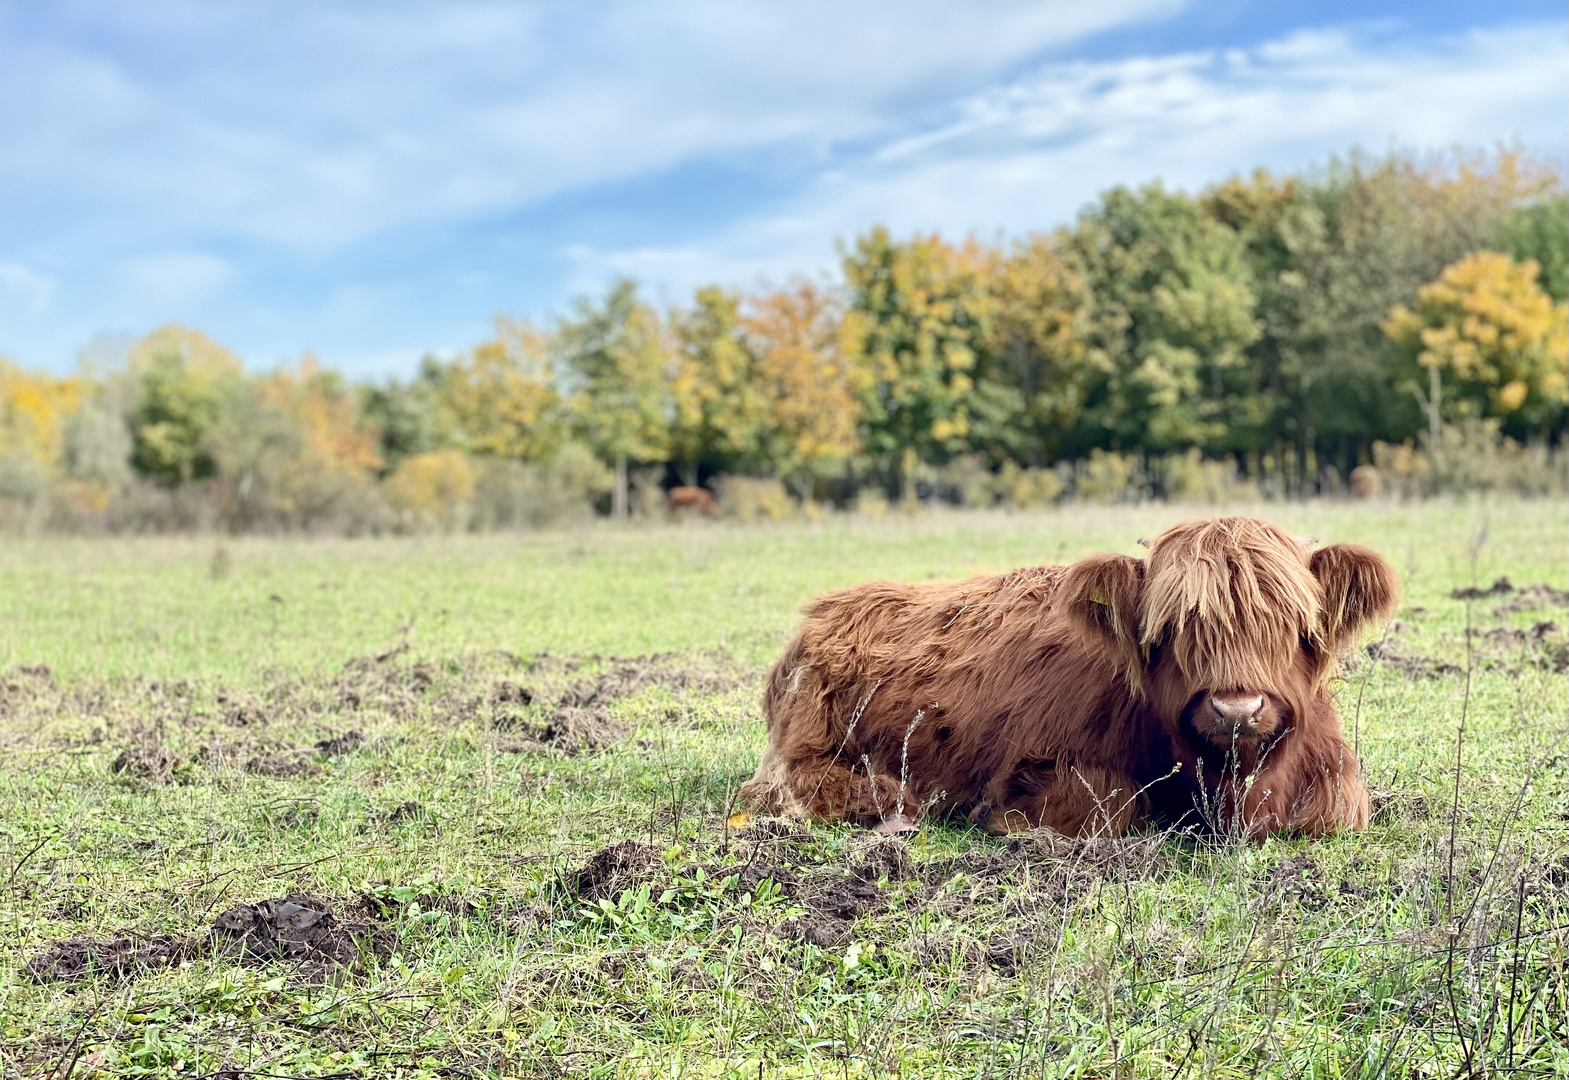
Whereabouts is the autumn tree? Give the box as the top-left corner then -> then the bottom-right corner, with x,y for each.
1383,251 -> 1569,443
0,360 -> 83,501
669,287 -> 768,482
1252,149 -> 1557,473
981,234 -> 1098,463
0,361 -> 82,470
841,228 -> 995,498
439,317 -> 565,461
555,280 -> 673,519
126,325 -> 244,483
243,360 -> 384,524
742,280 -> 865,498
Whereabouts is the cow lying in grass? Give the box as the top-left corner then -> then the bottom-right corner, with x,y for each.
739,517 -> 1398,838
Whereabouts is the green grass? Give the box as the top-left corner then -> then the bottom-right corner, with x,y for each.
1,499 -> 1565,1079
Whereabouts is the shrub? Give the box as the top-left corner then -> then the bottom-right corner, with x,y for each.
991,461 -> 1065,508
1073,450 -> 1145,504
383,450 -> 476,530
629,466 -> 667,519
1373,419 -> 1567,498
715,475 -> 796,522
933,455 -> 996,507
469,444 -> 612,530
851,486 -> 890,519
1161,449 -> 1260,504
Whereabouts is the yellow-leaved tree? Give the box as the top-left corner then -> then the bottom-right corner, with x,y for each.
0,360 -> 83,471
669,287 -> 769,483
1383,251 -> 1569,444
742,280 -> 865,499
841,228 -> 995,499
242,358 -> 384,522
439,317 -> 565,461
127,325 -> 244,483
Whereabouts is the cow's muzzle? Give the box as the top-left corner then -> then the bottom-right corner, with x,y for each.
1190,691 -> 1280,741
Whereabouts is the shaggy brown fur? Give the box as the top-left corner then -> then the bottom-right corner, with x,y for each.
741,516 -> 1398,839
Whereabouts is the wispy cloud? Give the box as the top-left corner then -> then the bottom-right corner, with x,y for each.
0,3 -> 1562,373
120,252 -> 233,311
566,21 -> 1569,301
0,0 -> 1175,252
0,262 -> 56,322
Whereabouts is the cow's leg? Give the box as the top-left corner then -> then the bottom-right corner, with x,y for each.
1243,750 -> 1370,838
740,745 -> 904,826
985,761 -> 1140,837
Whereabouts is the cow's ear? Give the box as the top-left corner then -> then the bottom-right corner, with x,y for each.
1060,553 -> 1144,658
1311,544 -> 1399,652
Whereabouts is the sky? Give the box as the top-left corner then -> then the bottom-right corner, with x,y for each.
1,1 -> 1565,378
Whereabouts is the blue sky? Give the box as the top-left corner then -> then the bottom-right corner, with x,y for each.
1,1 -> 1564,377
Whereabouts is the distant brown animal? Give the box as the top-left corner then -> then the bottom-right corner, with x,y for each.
740,517 -> 1398,839
667,486 -> 719,518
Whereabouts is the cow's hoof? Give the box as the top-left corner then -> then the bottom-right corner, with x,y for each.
872,815 -> 919,835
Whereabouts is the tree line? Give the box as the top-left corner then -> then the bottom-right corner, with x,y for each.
2,147 -> 1565,530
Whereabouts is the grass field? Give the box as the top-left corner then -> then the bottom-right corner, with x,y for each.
1,499 -> 1566,1079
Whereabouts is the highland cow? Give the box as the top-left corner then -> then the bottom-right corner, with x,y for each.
740,517 -> 1398,839
667,485 -> 720,518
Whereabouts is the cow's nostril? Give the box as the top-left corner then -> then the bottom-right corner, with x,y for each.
1210,694 -> 1265,723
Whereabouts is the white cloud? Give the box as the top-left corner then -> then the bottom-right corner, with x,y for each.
0,0 -> 1177,252
1,5 -> 1564,374
121,252 -> 233,311
0,263 -> 56,321
564,22 -> 1569,300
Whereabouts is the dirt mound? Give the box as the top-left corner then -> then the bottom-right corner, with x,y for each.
1449,577 -> 1517,601
549,653 -> 748,706
194,739 -> 316,778
732,860 -> 798,894
1446,577 -> 1569,615
111,745 -> 185,784
568,842 -> 663,902
333,656 -> 438,711
25,894 -> 391,985
23,933 -> 193,983
499,707 -> 630,755
1475,621 -> 1569,673
215,689 -> 269,727
1495,584 -> 1569,616
504,651 -> 752,715
536,708 -> 630,754
847,835 -> 916,883
797,875 -> 891,920
776,916 -> 852,947
211,894 -> 393,981
1255,854 -> 1370,910
1370,787 -> 1431,823
315,728 -> 364,755
490,651 -> 754,751
1365,641 -> 1463,680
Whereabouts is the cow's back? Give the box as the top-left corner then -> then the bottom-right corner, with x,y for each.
762,564 -> 1148,816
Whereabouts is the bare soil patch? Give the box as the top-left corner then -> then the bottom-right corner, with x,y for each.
211,893 -> 394,982
23,932 -> 194,984
567,841 -> 664,902
110,744 -> 186,784
25,894 -> 392,986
